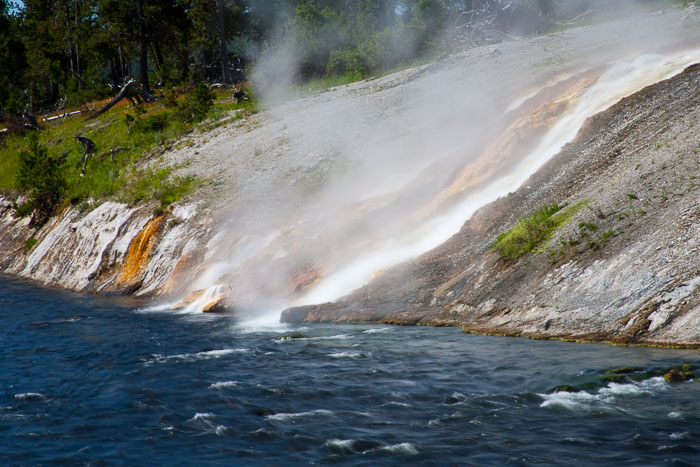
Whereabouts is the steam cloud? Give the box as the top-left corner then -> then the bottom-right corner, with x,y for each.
181,1 -> 700,323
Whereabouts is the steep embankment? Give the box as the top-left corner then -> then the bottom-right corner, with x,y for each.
282,63 -> 700,347
0,198 -> 209,296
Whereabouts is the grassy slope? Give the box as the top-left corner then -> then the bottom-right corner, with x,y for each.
0,88 -> 256,212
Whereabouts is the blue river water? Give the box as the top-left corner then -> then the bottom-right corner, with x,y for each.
1,275 -> 698,466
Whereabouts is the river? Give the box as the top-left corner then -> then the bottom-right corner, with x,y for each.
1,275 -> 698,465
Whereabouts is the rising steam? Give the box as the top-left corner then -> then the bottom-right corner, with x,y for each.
171,2 -> 700,324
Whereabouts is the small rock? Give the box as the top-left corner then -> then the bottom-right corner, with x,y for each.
202,296 -> 227,313
664,367 -> 694,383
549,385 -> 579,393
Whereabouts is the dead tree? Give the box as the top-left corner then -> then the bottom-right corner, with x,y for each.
75,135 -> 96,175
88,79 -> 157,120
56,150 -> 71,164
103,146 -> 131,163
22,104 -> 40,130
217,0 -> 230,84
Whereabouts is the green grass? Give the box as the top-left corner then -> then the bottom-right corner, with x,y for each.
0,149 -> 19,189
23,237 -> 38,252
493,201 -> 587,260
0,87 -> 255,212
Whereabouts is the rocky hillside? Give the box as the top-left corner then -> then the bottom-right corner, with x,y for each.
282,63 -> 700,348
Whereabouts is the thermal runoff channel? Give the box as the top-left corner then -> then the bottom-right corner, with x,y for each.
167,45 -> 700,323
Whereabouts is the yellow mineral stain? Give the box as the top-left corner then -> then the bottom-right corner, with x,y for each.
117,216 -> 164,286
160,251 -> 203,296
414,76 -> 596,222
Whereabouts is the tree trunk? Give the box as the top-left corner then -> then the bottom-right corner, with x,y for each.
137,0 -> 151,93
75,1 -> 81,87
65,3 -> 77,78
380,0 -> 397,27
217,0 -> 229,84
152,41 -> 165,83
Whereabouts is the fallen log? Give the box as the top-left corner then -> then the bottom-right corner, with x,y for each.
87,80 -> 157,121
43,109 -> 91,122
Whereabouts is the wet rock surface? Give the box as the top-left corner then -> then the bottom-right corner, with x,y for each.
0,198 -> 209,297
282,62 -> 700,347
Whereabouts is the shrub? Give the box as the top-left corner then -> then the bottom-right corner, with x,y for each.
159,88 -> 179,108
135,112 -> 170,133
493,201 -> 586,260
14,136 -> 66,226
23,237 -> 38,252
177,83 -> 214,123
578,221 -> 597,232
326,48 -> 370,79
155,175 -> 198,213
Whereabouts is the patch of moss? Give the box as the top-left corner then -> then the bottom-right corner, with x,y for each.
664,364 -> 694,383
601,374 -> 628,383
493,201 -> 587,260
23,237 -> 38,252
609,367 -> 639,374
578,221 -> 597,232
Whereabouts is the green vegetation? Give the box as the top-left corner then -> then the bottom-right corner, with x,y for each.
23,237 -> 38,253
601,230 -> 615,246
578,221 -> 597,232
175,83 -> 214,124
14,136 -> 66,226
493,201 -> 586,260
0,85 -> 253,223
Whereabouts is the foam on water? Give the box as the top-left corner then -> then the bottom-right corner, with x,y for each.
189,412 -> 216,422
381,401 -> 414,408
273,333 -> 353,343
14,393 -> 46,401
539,376 -> 669,411
376,442 -> 419,455
147,348 -> 249,365
325,439 -> 357,453
265,409 -> 334,421
363,327 -> 392,334
327,351 -> 371,359
209,381 -> 240,390
186,412 -> 229,436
